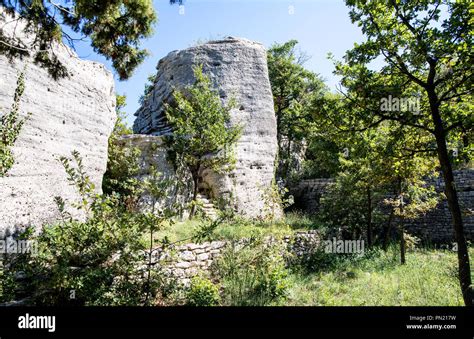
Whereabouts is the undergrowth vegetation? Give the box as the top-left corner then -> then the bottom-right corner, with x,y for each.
283,246 -> 473,306
2,151 -> 180,306
213,238 -> 290,306
151,211 -> 323,244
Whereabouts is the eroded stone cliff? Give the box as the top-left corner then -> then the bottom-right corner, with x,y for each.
0,12 -> 116,234
133,37 -> 279,218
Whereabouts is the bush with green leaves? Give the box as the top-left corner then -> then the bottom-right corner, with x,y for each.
102,95 -> 143,211
318,172 -> 383,241
165,65 -> 242,218
214,237 -> 290,306
5,151 -> 181,306
0,71 -> 30,177
259,182 -> 293,222
186,276 -> 221,306
0,254 -> 20,304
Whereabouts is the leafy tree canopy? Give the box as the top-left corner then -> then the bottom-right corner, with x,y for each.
267,40 -> 327,180
0,0 -> 186,80
334,0 -> 473,306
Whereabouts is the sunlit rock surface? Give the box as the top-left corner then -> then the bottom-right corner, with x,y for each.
0,11 -> 116,234
133,37 -> 279,218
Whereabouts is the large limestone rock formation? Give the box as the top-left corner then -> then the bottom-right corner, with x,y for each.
133,37 -> 279,218
0,13 -> 116,234
117,134 -> 192,215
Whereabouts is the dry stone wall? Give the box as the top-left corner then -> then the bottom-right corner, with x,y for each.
149,231 -> 321,286
404,169 -> 474,243
290,170 -> 474,243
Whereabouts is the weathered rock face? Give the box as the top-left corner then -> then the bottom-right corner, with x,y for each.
133,37 -> 279,218
0,13 -> 116,234
117,134 -> 192,216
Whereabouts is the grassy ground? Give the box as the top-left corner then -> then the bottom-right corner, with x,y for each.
282,246 -> 473,306
150,212 -> 472,306
150,211 -> 323,244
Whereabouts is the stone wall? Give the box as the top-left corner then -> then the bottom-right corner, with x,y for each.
404,169 -> 474,243
290,170 -> 474,242
0,11 -> 116,234
289,178 -> 334,214
132,37 -> 279,219
149,231 -> 321,286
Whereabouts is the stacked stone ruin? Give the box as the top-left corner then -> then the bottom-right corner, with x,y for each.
149,231 -> 321,286
291,170 -> 474,243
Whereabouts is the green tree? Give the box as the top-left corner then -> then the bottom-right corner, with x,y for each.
300,92 -> 347,179
0,1 -> 179,79
267,40 -> 327,181
165,66 -> 242,218
139,73 -> 157,105
312,91 -> 440,254
0,70 -> 30,176
317,123 -> 433,242
337,0 -> 473,305
102,94 -> 142,210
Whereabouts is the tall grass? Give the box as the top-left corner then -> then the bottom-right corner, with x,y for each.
283,245 -> 471,306
149,212 -> 471,306
150,211 -> 324,244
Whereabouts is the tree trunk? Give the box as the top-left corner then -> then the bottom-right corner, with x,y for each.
382,207 -> 395,251
286,137 -> 292,181
428,89 -> 472,306
189,167 -> 199,219
144,220 -> 154,304
400,225 -> 406,265
397,177 -> 406,265
367,187 -> 373,248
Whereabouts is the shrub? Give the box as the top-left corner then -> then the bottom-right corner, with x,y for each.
102,95 -> 142,210
0,256 -> 18,303
28,205 -> 153,306
186,276 -> 221,306
214,237 -> 290,306
0,70 -> 30,176
7,151 -> 180,306
259,182 -> 293,222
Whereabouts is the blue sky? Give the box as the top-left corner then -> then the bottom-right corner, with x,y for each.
71,0 -> 365,127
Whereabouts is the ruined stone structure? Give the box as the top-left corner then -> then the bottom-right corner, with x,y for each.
290,170 -> 474,243
149,230 -> 321,286
289,178 -> 334,214
403,169 -> 474,243
0,12 -> 116,234
133,37 -> 279,218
